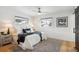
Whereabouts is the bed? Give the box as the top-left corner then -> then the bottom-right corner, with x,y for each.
18,31 -> 47,50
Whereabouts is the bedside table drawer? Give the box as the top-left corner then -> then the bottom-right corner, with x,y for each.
2,38 -> 12,44
3,40 -> 10,44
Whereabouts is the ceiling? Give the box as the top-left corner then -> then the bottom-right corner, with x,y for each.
15,6 -> 75,16
2,6 -> 76,16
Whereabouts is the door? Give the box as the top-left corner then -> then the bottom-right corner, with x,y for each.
75,7 -> 79,50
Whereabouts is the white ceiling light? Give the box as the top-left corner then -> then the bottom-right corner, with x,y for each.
38,13 -> 41,15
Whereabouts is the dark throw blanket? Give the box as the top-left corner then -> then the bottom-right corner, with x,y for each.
17,31 -> 42,44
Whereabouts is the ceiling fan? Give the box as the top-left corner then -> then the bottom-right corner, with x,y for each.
32,7 -> 48,15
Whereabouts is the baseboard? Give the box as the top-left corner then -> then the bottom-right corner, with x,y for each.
47,37 -> 75,42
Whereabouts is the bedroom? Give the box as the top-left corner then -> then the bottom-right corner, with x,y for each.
0,6 -> 77,52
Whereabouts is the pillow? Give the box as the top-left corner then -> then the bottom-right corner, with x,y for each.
22,28 -> 31,33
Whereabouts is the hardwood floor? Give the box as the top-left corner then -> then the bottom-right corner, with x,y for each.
60,41 -> 75,52
0,43 -> 16,52
0,39 -> 76,52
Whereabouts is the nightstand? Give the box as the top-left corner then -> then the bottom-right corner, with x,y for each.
0,34 -> 13,47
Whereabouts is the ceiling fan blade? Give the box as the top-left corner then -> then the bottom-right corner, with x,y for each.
32,10 -> 38,12
43,12 -> 48,13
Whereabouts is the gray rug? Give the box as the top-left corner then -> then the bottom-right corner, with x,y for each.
12,38 -> 62,52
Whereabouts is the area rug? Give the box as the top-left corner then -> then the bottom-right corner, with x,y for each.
12,38 -> 63,52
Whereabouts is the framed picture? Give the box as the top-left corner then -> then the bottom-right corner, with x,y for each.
56,16 -> 68,27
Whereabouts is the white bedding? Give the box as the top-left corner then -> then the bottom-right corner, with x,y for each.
18,32 -> 47,50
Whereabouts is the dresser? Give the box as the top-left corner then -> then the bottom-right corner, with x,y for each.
0,34 -> 13,47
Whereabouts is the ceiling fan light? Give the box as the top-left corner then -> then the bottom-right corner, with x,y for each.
38,13 -> 41,15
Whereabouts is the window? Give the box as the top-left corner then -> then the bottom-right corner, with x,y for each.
40,17 -> 52,27
15,16 -> 29,24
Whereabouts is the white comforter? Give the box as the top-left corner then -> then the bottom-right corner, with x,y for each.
18,32 -> 47,50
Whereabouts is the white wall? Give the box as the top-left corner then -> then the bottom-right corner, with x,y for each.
33,11 -> 75,41
0,7 -> 32,33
